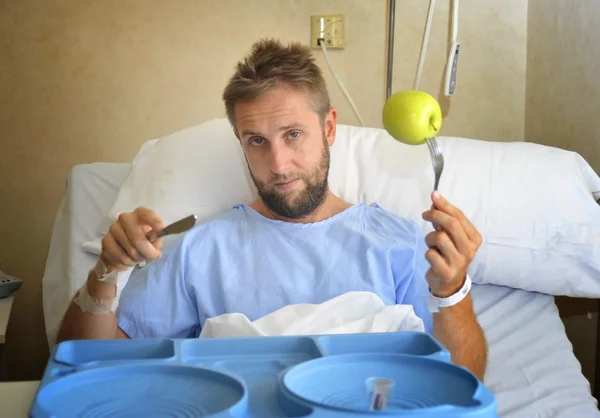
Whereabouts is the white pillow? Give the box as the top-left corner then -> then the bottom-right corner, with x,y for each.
96,138 -> 159,235
329,125 -> 600,297
98,118 -> 600,297
97,120 -> 257,236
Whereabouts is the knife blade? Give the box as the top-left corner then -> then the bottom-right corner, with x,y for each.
147,214 -> 197,242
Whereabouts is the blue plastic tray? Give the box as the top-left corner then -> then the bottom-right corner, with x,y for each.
30,332 -> 497,417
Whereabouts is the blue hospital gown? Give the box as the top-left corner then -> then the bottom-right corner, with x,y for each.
117,203 -> 433,338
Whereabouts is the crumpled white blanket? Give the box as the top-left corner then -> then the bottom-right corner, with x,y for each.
199,291 -> 424,338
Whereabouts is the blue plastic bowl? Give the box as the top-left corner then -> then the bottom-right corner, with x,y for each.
32,364 -> 247,418
281,353 -> 493,415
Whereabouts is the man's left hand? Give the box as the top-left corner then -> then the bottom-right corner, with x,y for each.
422,191 -> 482,298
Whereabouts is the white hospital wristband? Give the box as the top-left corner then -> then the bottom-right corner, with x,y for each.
428,274 -> 472,313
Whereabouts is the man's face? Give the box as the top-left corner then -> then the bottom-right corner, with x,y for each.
234,87 -> 337,219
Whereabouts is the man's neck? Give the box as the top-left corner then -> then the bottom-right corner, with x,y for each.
249,190 -> 352,224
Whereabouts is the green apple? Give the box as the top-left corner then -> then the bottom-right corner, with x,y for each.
382,90 -> 443,145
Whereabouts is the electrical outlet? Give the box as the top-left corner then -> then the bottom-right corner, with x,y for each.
311,14 -> 345,49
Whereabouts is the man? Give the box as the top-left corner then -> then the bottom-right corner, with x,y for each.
57,38 -> 487,380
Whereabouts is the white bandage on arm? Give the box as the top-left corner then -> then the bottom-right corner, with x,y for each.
73,263 -> 134,315
73,281 -> 120,314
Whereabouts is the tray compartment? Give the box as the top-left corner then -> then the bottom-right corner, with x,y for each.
316,332 -> 448,361
54,339 -> 175,366
181,336 -> 322,365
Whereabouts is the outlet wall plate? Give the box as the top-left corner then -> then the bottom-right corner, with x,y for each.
311,14 -> 345,49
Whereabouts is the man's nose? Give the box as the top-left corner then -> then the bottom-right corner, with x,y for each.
269,142 -> 292,174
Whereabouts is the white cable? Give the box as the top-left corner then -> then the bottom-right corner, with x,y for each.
451,0 -> 459,43
414,0 -> 436,91
319,40 -> 365,127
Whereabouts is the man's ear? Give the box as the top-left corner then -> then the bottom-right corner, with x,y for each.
325,107 -> 337,147
233,129 -> 240,142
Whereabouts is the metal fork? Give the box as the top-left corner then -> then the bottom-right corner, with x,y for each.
426,137 -> 444,231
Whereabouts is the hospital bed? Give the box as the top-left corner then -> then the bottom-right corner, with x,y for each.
40,160 -> 600,417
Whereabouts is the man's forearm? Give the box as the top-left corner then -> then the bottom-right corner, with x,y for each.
433,294 -> 487,381
55,271 -> 121,343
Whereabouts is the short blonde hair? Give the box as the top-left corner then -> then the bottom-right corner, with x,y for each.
222,38 -> 331,127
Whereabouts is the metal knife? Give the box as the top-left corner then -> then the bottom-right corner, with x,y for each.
147,214 -> 198,242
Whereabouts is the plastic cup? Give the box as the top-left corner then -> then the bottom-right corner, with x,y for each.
366,377 -> 395,411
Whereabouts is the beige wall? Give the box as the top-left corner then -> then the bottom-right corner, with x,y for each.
526,0 -> 600,391
0,0 -> 527,380
526,0 -> 600,172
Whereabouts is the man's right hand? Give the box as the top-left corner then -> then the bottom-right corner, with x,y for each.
57,211 -> 164,343
100,207 -> 166,273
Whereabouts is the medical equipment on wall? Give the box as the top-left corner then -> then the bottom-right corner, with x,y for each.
319,0 -> 460,128
444,0 -> 460,96
414,0 -> 460,96
384,0 -> 462,97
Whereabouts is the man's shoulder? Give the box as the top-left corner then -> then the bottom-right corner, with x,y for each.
359,202 -> 422,241
174,204 -> 250,247
189,204 -> 250,232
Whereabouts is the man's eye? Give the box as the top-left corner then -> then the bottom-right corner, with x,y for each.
250,137 -> 265,145
289,131 -> 301,139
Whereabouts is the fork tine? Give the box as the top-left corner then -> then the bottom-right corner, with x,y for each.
426,137 -> 434,155
426,137 -> 438,161
431,137 -> 443,159
429,136 -> 437,153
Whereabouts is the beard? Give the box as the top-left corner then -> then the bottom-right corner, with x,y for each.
249,136 -> 330,220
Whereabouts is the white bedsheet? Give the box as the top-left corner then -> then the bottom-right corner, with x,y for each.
473,284 -> 599,417
42,163 -> 130,348
41,163 -> 599,417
